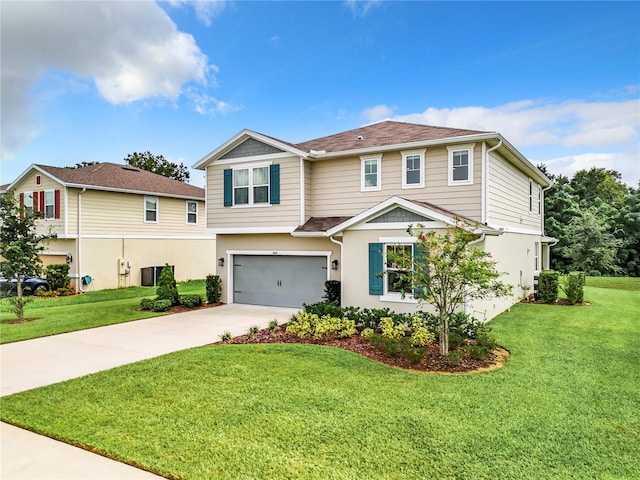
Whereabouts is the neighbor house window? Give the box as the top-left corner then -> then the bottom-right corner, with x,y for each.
361,155 -> 382,191
402,149 -> 425,189
24,191 -> 33,214
447,144 -> 475,185
186,201 -> 198,224
385,244 -> 413,295
145,196 -> 158,223
44,190 -> 54,219
233,165 -> 269,205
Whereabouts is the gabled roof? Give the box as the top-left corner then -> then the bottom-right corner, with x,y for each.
9,163 -> 204,200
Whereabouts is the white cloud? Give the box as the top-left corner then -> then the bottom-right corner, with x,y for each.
167,0 -> 229,27
362,104 -> 397,122
0,1 -> 221,159
344,0 -> 382,18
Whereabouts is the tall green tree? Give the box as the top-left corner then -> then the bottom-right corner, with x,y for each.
125,151 -> 190,182
0,194 -> 54,319
615,184 -> 640,276
387,222 -> 511,355
570,167 -> 628,208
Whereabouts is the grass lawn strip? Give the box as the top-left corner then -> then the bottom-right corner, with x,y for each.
1,285 -> 639,479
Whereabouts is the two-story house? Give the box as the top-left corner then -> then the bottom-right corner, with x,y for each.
6,162 -> 215,290
195,120 -> 554,320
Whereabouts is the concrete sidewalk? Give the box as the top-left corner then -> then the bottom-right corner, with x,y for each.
1,304 -> 298,479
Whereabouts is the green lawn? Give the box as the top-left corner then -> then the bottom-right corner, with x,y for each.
585,275 -> 640,291
1,285 -> 638,479
0,280 -> 206,344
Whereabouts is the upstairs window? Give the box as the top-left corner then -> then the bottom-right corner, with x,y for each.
402,149 -> 425,189
233,165 -> 269,205
44,190 -> 55,219
447,144 -> 475,186
24,191 -> 33,214
145,196 -> 158,223
361,155 -> 382,191
186,201 -> 197,224
529,180 -> 542,215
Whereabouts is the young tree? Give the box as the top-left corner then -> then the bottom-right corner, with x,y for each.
565,208 -> 623,275
125,151 -> 190,182
0,193 -> 54,319
387,221 -> 511,356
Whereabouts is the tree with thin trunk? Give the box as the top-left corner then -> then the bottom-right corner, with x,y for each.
0,193 -> 54,320
387,221 -> 511,355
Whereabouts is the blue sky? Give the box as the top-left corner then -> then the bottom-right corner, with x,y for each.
2,1 -> 639,187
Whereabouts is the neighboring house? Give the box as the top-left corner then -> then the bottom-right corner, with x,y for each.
5,162 -> 215,290
195,120 -> 555,320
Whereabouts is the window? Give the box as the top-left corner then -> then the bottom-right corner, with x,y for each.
385,244 -> 413,295
402,149 -> 425,189
534,242 -> 540,271
44,190 -> 54,219
23,191 -> 33,214
361,155 -> 381,191
145,196 -> 158,223
537,185 -> 542,215
186,201 -> 197,224
447,144 -> 475,185
233,165 -> 269,205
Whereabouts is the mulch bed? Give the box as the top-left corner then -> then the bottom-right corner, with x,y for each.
520,297 -> 590,306
219,325 -> 509,374
168,302 -> 223,314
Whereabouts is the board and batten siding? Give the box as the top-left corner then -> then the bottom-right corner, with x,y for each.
487,152 -> 541,231
206,155 -> 301,229
309,146 -> 482,221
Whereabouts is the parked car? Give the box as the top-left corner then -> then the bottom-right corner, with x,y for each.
0,277 -> 49,296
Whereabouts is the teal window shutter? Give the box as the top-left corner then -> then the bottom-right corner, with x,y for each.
270,164 -> 280,204
413,243 -> 428,298
369,243 -> 383,295
223,169 -> 232,206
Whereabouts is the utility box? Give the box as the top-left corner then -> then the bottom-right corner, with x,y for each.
141,265 -> 174,287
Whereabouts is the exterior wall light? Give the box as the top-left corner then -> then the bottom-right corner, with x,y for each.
218,257 -> 225,267
331,259 -> 339,270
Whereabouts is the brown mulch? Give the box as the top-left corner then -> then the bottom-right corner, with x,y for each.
520,296 -> 590,306
168,302 -> 223,314
1,317 -> 39,324
219,325 -> 509,375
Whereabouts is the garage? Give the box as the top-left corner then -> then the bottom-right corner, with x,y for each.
232,255 -> 328,308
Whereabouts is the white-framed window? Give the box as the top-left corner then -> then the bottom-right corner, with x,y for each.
402,149 -> 425,189
361,155 -> 382,192
537,184 -> 542,215
24,191 -> 33,214
384,243 -> 413,296
529,179 -> 542,215
233,165 -> 270,206
186,201 -> 198,225
534,242 -> 540,271
447,144 -> 475,186
144,196 -> 158,223
44,190 -> 54,219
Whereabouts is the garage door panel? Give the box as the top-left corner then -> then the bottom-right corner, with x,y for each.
233,255 -> 327,308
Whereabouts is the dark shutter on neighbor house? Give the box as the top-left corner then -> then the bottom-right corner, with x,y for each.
223,169 -> 232,207
19,193 -> 24,219
270,164 -> 280,205
54,189 -> 61,219
33,191 -> 39,213
413,243 -> 428,298
39,190 -> 45,212
369,243 -> 383,295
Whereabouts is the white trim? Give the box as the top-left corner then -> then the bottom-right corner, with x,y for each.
143,195 -> 158,223
481,141 -> 487,224
379,236 -> 417,243
186,200 -> 198,225
230,162 -> 272,207
401,149 -> 425,189
40,250 -> 71,256
299,157 -> 305,226
60,234 -> 214,240
380,295 -> 418,304
360,154 -> 382,192
214,152 -> 291,166
487,224 -> 542,235
349,221 -> 448,232
447,143 -> 475,186
207,226 -> 296,235
43,189 -> 55,220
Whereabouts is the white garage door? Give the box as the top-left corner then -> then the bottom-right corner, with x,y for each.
233,255 -> 327,308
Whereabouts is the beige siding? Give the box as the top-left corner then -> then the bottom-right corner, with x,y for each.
310,146 -> 482,221
12,170 -> 65,236
206,155 -> 301,229
487,152 -> 541,231
215,234 -> 340,303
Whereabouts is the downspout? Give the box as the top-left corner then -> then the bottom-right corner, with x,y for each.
299,157 -> 305,225
483,139 -> 502,224
329,235 -> 343,304
541,182 -> 558,269
77,188 -> 86,292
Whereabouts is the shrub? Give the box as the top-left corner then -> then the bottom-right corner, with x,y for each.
302,301 -> 345,319
179,294 -> 203,309
219,330 -> 232,342
152,299 -> 172,312
156,264 -> 179,306
286,311 -> 356,340
562,271 -> 585,305
447,350 -> 464,365
448,331 -> 466,351
323,280 -> 341,304
45,263 -> 70,291
379,317 -> 405,341
206,274 -> 222,303
56,284 -> 76,296
267,319 -> 279,332
409,317 -> 434,347
140,298 -> 155,310
245,324 -> 260,340
539,270 -> 559,303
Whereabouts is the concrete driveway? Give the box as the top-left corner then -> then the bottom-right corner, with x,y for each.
1,303 -> 298,479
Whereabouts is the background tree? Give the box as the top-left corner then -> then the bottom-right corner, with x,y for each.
614,184 -> 640,276
66,161 -> 99,169
388,222 -> 511,356
125,151 -> 190,182
0,194 -> 54,320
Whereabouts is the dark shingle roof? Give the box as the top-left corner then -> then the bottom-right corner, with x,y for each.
37,163 -> 204,199
294,121 -> 488,153
294,216 -> 353,233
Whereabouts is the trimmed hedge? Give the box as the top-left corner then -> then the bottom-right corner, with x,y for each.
563,271 -> 585,305
180,294 -> 203,309
206,274 -> 222,304
539,270 -> 559,303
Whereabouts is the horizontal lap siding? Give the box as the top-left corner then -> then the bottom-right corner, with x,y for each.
488,153 -> 540,230
13,171 -> 65,236
206,156 -> 301,229
310,146 -> 482,221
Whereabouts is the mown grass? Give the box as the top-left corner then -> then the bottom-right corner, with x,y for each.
0,280 -> 205,344
585,276 -> 640,291
1,285 -> 638,479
